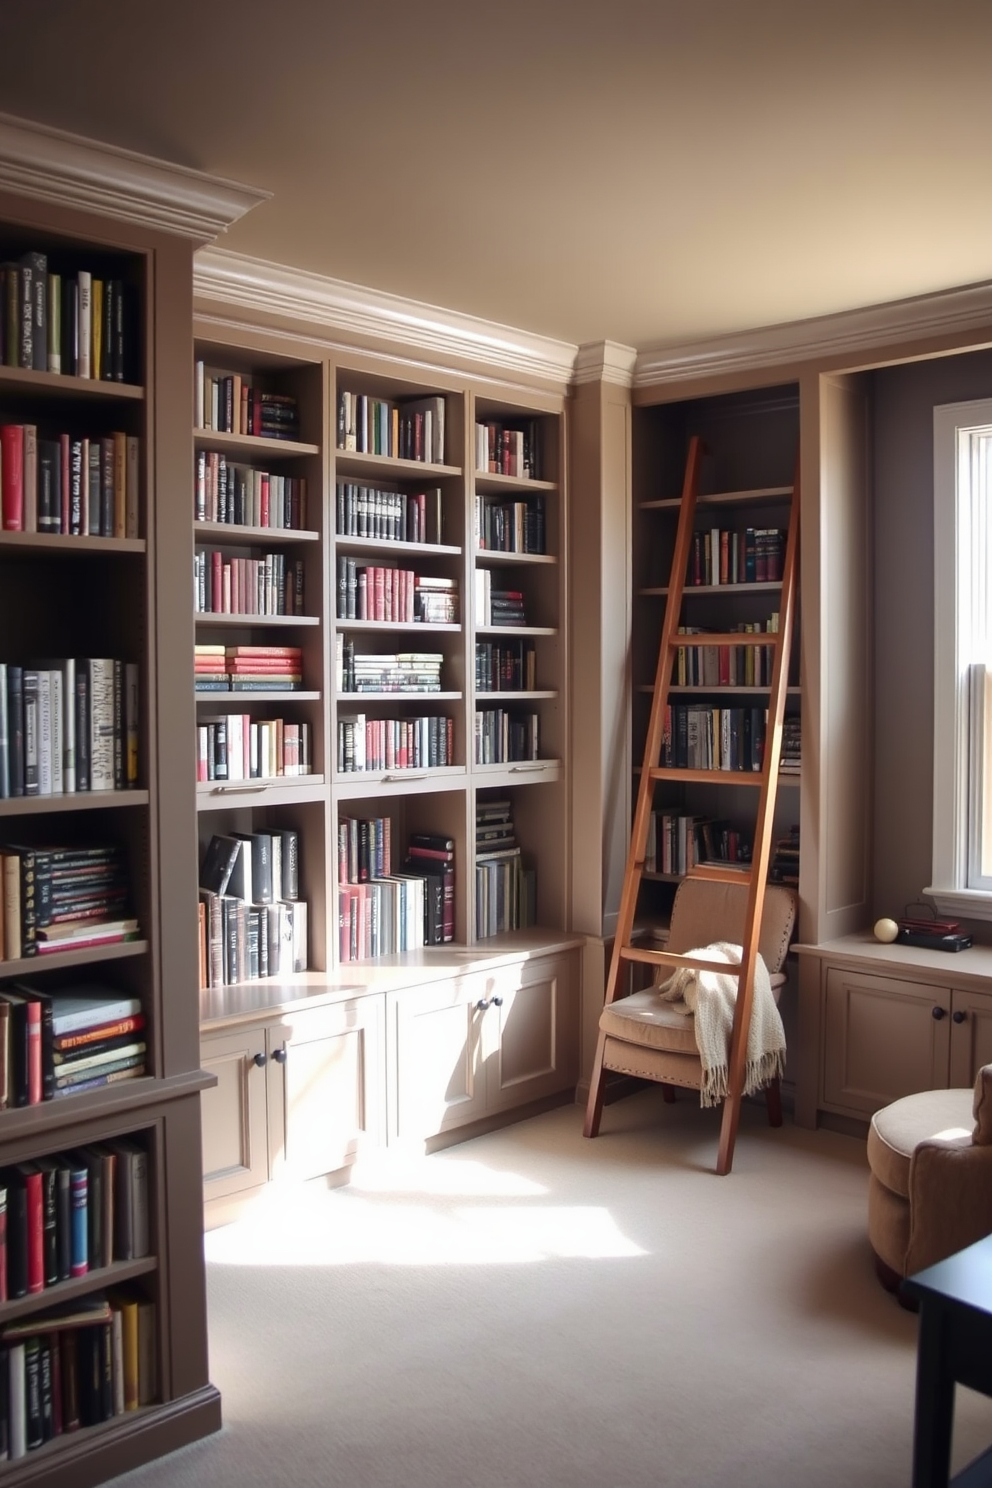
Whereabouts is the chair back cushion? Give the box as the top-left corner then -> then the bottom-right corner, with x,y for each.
974,1064 -> 992,1144
667,878 -> 797,973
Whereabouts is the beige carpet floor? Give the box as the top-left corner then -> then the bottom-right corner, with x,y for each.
120,1090 -> 992,1487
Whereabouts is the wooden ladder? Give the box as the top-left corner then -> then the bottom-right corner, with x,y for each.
583,435 -> 801,1174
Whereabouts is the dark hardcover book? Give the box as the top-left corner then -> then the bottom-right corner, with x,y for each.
0,991 -> 31,1105
112,278 -> 126,381
12,986 -> 54,1102
274,828 -> 299,901
4,1175 -> 27,1299
37,440 -> 60,533
10,1164 -> 43,1295
199,834 -> 243,896
53,1160 -> 71,1283
21,669 -> 39,797
38,1338 -> 54,1443
0,1182 -> 6,1302
17,261 -> 33,371
74,664 -> 90,791
76,1326 -> 102,1427
233,832 -> 273,904
23,1337 -> 43,1451
61,1328 -> 81,1431
87,439 -> 101,535
33,1158 -> 59,1287
21,252 -> 46,373
7,666 -> 24,797
101,280 -> 115,383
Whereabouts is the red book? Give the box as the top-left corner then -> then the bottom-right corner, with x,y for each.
26,1001 -> 41,1106
211,550 -> 223,612
260,474 -> 270,527
16,1164 -> 44,1294
225,645 -> 302,658
1,423 -> 25,530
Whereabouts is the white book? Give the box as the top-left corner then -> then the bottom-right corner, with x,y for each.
8,1341 -> 25,1459
33,669 -> 50,795
194,359 -> 205,428
49,666 -> 63,794
62,656 -> 76,792
87,657 -> 116,790
77,271 -> 92,378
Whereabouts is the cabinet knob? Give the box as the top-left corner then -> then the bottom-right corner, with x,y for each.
252,1052 -> 267,1068
476,998 -> 491,1011
932,1006 -> 946,1021
491,995 -> 504,1007
953,1009 -> 968,1024
271,1046 -> 287,1064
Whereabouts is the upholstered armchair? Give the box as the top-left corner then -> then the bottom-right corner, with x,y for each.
867,1064 -> 992,1289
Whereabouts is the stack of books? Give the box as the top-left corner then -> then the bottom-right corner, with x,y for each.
474,570 -> 527,627
0,983 -> 145,1108
769,824 -> 800,886
401,832 -> 455,944
474,494 -> 546,553
194,453 -> 308,528
0,843 -> 138,961
194,364 -> 300,441
335,481 -> 443,543
475,639 -> 536,692
0,425 -> 140,537
338,644 -> 443,694
474,418 -> 542,479
198,829 -> 306,988
474,708 -> 539,764
475,799 -> 536,937
194,645 -> 304,693
194,549 -> 305,616
336,713 -> 454,772
779,716 -> 802,775
0,252 -> 133,381
337,391 -> 445,464
196,714 -> 312,782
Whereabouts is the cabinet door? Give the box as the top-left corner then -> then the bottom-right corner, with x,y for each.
267,998 -> 385,1182
200,1025 -> 270,1201
822,968 -> 950,1116
387,976 -> 489,1144
486,953 -> 579,1114
948,988 -> 992,1089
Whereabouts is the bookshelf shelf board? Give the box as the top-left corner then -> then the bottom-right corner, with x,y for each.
643,581 -> 783,598
476,625 -> 557,638
0,940 -> 148,978
0,1256 -> 158,1327
642,871 -> 684,883
0,789 -> 150,817
334,766 -> 468,797
0,365 -> 144,401
335,450 -> 462,481
195,690 -> 321,703
640,485 -> 794,511
0,532 -> 146,555
651,684 -> 802,697
649,766 -> 765,786
194,521 -> 319,544
193,428 -> 319,459
196,777 -> 327,809
473,549 -> 557,567
336,691 -> 462,704
335,536 -> 462,558
194,612 -> 320,628
474,472 -> 557,495
337,619 -> 461,634
475,690 -> 558,702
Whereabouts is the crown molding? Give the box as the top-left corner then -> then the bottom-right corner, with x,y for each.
573,341 -> 637,387
194,247 -> 579,384
634,279 -> 992,387
0,112 -> 269,241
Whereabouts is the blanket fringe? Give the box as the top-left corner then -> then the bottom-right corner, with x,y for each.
700,1049 -> 787,1109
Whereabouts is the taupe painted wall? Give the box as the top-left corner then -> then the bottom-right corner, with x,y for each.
871,348 -> 992,931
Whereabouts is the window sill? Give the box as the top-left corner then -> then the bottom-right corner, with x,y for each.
925,885 -> 992,922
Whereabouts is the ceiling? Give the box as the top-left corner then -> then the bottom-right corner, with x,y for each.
4,0 -> 992,352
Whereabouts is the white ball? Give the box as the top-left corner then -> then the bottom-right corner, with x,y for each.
874,917 -> 899,943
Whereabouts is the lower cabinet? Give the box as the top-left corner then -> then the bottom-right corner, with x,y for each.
799,948 -> 992,1124
386,950 -> 580,1145
200,994 -> 385,1211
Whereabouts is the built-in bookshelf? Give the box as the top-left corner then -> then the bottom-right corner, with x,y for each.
0,191 -> 218,1485
630,387 -> 801,931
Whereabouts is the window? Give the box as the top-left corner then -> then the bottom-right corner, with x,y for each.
928,399 -> 992,917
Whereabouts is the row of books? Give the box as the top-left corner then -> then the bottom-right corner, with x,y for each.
475,800 -> 535,937
200,829 -> 300,904
194,453 -> 309,529
0,983 -> 144,1109
779,716 -> 802,774
0,1127 -> 149,1296
0,1289 -> 156,1456
1,254 -> 133,382
474,572 -> 527,627
661,705 -> 768,773
337,824 -> 454,957
0,659 -> 139,799
474,494 -> 546,554
336,561 -> 459,624
1,843 -> 138,964
194,549 -> 306,617
474,420 -> 543,481
675,618 -> 780,688
474,709 -> 540,765
195,645 -> 304,693
0,425 -> 139,538
198,892 -> 307,987
476,640 -> 537,693
644,811 -> 701,877
769,824 -> 800,885
336,714 -> 454,773
337,642 -> 444,695
194,365 -> 299,441
335,482 -> 444,544
337,391 -> 445,465
688,526 -> 785,586
196,716 -> 313,783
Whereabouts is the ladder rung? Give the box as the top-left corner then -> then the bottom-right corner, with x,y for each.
620,945 -> 744,977
666,632 -> 781,650
686,863 -> 754,885
648,767 -> 765,786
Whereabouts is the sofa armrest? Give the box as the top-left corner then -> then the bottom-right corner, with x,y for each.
906,1137 -> 992,1275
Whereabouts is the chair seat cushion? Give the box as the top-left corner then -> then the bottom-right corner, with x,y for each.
599,973 -> 786,1055
868,1087 -> 975,1199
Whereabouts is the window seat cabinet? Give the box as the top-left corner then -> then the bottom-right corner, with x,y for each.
200,943 -> 580,1225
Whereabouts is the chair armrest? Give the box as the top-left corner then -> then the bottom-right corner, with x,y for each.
906,1138 -> 992,1275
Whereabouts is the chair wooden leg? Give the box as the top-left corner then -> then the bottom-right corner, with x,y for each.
661,1084 -> 677,1104
764,1077 -> 783,1128
716,1087 -> 743,1175
583,1032 -> 609,1138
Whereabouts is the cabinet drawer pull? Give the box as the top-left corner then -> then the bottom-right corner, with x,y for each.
476,998 -> 491,1011
932,1006 -> 946,1021
491,995 -> 504,1007
953,1009 -> 968,1024
252,1052 -> 267,1068
271,1046 -> 287,1064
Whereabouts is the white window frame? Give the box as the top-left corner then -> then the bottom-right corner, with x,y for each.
928,398 -> 992,918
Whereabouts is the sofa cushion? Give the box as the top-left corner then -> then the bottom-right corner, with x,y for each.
868,1087 -> 975,1199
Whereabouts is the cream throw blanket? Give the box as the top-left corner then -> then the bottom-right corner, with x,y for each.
658,941 -> 787,1107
